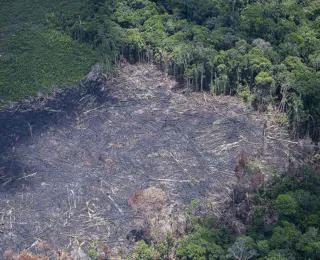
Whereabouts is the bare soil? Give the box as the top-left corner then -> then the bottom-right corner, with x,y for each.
0,64 -> 305,256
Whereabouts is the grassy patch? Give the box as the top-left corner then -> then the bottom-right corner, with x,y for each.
0,29 -> 100,103
0,0 -> 85,39
0,0 -> 101,104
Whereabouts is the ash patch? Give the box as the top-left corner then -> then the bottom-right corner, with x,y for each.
0,81 -> 114,189
0,81 -> 111,151
0,63 -> 303,255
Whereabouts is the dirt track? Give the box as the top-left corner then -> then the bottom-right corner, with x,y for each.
0,64 -> 300,255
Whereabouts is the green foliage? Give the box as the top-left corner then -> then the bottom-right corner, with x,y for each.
176,225 -> 226,260
275,194 -> 297,216
248,167 -> 320,259
0,0 -> 85,39
257,240 -> 270,257
237,85 -> 255,104
131,232 -> 175,260
302,214 -> 320,230
269,222 -> 301,249
0,30 -> 100,103
155,232 -> 174,259
0,0 -> 100,104
177,237 -> 225,260
254,71 -> 275,111
87,249 -> 98,260
133,240 -> 158,260
176,207 -> 229,260
255,72 -> 274,88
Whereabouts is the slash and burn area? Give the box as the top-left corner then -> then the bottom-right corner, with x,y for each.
0,64 -> 306,256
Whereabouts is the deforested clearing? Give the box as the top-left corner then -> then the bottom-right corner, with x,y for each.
0,63 -> 307,254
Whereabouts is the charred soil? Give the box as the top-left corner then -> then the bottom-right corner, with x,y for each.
0,64 -> 305,255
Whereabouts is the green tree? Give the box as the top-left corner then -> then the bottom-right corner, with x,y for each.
257,240 -> 270,257
254,71 -> 275,111
244,48 -> 272,89
275,194 -> 297,216
133,240 -> 158,260
296,227 -> 320,259
269,222 -> 301,249
176,226 -> 226,260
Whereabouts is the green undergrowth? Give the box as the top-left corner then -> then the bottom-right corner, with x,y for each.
0,0 -> 100,104
0,29 -> 100,103
0,0 -> 85,39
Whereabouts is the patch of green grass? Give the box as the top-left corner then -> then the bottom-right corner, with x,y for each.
0,29 -> 100,103
0,0 -> 87,29
0,0 -> 100,104
0,0 -> 86,47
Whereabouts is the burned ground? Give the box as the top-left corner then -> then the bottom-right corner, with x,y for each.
0,64 -> 305,255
